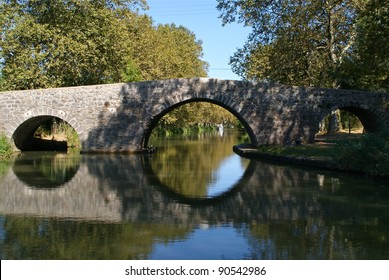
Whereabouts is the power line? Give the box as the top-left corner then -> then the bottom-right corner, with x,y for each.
150,12 -> 217,17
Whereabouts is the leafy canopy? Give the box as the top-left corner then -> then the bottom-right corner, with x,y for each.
217,0 -> 388,91
0,0 -> 208,90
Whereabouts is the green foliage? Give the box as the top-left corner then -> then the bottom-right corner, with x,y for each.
0,0 -> 208,90
0,160 -> 11,178
1,0 -> 135,89
156,102 -> 239,132
0,72 -> 5,91
34,118 -> 81,149
131,23 -> 208,80
319,109 -> 363,134
258,131 -> 389,176
122,60 -> 143,82
338,0 -> 389,91
0,134 -> 15,159
217,0 -> 388,90
336,132 -> 389,176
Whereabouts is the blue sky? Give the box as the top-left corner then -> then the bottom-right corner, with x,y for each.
143,0 -> 251,80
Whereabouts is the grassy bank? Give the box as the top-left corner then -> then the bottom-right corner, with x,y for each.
256,132 -> 389,177
258,143 -> 337,160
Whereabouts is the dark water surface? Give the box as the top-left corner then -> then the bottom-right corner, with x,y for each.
0,129 -> 388,259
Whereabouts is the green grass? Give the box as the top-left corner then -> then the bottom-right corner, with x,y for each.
0,134 -> 17,160
257,132 -> 389,177
335,132 -> 389,176
257,144 -> 337,159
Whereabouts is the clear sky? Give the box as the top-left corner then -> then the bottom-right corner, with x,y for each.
143,0 -> 251,80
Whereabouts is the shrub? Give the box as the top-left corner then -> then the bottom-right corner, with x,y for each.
336,131 -> 389,176
0,134 -> 15,159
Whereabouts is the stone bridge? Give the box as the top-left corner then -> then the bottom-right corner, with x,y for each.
1,78 -> 388,152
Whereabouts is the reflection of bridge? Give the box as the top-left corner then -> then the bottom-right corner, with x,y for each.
1,78 -> 389,152
0,154 -> 381,225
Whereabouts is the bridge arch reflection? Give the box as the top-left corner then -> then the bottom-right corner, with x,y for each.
0,153 -> 325,225
12,152 -> 81,189
143,156 -> 256,206
1,152 -> 257,221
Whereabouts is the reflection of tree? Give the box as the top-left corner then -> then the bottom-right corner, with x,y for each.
149,130 -> 247,198
240,168 -> 389,260
244,220 -> 389,259
0,161 -> 11,178
0,216 -> 192,260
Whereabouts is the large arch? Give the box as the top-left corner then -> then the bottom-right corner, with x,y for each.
141,97 -> 258,148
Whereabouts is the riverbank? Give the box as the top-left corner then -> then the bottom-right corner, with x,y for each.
233,132 -> 389,178
233,143 -> 341,171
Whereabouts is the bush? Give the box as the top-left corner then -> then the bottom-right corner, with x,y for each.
0,134 -> 15,159
336,131 -> 389,176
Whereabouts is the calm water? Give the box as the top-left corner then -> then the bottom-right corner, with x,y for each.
0,129 -> 388,260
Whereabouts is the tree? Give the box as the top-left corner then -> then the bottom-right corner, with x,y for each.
218,0 -> 389,134
217,0 -> 360,88
130,23 -> 208,80
0,0 -> 146,89
339,0 -> 389,91
157,102 -> 239,132
0,0 -> 208,90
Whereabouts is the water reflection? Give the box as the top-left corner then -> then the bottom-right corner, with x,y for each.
0,131 -> 388,259
12,152 -> 81,189
207,155 -> 247,197
148,130 -> 250,199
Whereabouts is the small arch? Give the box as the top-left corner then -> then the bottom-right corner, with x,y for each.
141,98 -> 257,148
316,106 -> 381,139
12,115 -> 81,151
341,106 -> 381,133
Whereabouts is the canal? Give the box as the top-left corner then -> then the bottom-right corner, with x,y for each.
0,129 -> 388,259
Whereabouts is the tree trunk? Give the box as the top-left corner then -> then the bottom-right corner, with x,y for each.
327,110 -> 340,134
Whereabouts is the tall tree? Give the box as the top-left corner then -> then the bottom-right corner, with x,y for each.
0,0 -> 208,90
130,22 -> 208,81
339,0 -> 389,91
0,0 -> 147,89
217,0 -> 360,88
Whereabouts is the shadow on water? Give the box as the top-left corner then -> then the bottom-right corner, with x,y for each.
0,148 -> 389,259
